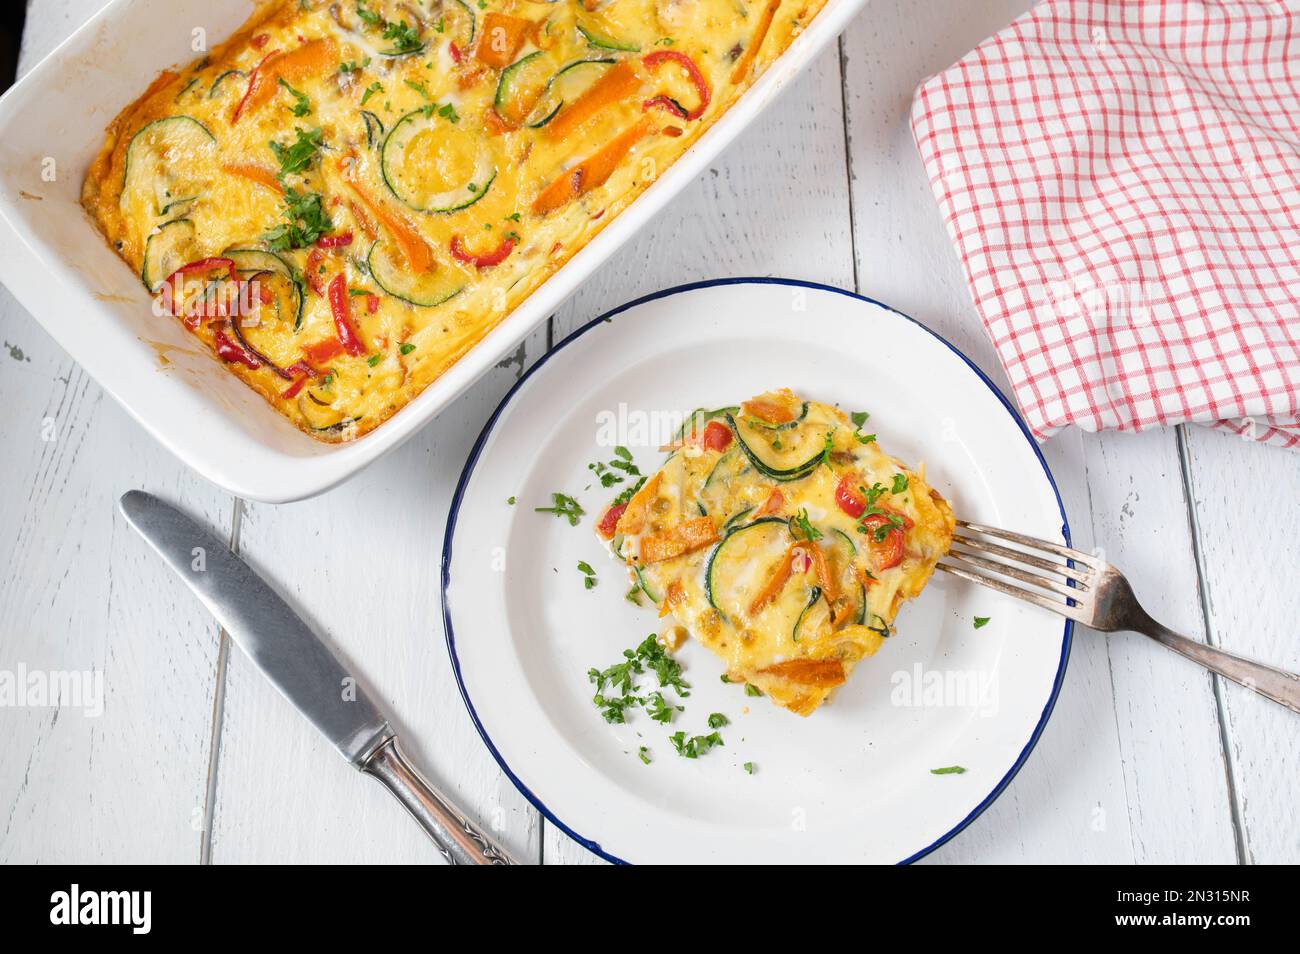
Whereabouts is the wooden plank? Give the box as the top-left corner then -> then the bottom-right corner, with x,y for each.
1181,426 -> 1300,864
207,328 -> 548,864
839,0 -> 1236,863
542,46 -> 857,864
0,0 -> 231,864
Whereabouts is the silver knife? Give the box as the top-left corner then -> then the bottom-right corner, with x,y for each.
120,490 -> 517,866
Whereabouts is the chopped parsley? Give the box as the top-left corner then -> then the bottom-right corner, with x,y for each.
638,746 -> 652,765
744,762 -> 755,774
610,474 -> 647,507
973,616 -> 991,629
625,585 -> 643,605
269,127 -> 323,177
707,712 -> 729,729
851,410 -> 870,429
399,342 -> 416,355
744,683 -> 762,697
360,81 -> 384,106
404,78 -> 431,100
589,446 -> 640,488
366,353 -> 382,368
931,765 -> 967,775
506,496 -> 516,505
263,187 -> 332,250
355,1 -> 381,26
535,493 -> 584,526
588,634 -> 689,726
790,508 -> 822,542
382,19 -> 424,54
577,560 -> 597,589
891,473 -> 909,494
669,730 -> 724,759
338,57 -> 370,74
278,78 -> 311,116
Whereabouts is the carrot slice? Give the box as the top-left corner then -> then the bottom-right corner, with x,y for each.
340,160 -> 434,274
475,13 -> 532,68
640,517 -> 719,564
749,545 -> 798,615
808,542 -> 838,604
729,0 -> 781,85
759,659 -> 846,687
533,116 -> 653,215
234,40 -> 339,123
614,471 -> 662,536
546,60 -> 642,142
222,163 -> 284,195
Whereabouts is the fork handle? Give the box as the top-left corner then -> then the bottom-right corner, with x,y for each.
1134,616 -> 1300,714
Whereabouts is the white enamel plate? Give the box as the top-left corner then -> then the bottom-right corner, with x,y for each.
443,280 -> 1071,864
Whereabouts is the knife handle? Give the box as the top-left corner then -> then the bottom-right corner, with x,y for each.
363,737 -> 519,865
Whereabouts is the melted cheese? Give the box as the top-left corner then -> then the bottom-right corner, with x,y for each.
607,390 -> 956,716
82,0 -> 830,441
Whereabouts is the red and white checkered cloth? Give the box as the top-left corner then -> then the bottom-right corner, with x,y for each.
911,0 -> 1300,448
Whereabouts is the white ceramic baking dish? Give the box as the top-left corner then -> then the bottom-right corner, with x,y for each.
0,0 -> 869,502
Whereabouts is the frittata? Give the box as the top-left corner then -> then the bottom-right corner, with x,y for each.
82,0 -> 829,440
597,390 -> 955,716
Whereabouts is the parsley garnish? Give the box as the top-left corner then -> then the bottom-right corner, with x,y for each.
744,683 -> 762,697
646,691 -> 679,724
269,127 -> 323,177
506,496 -> 516,505
638,746 -> 652,765
278,78 -> 311,116
790,508 -> 822,541
707,712 -> 729,729
973,616 -> 990,629
367,353 -> 382,368
399,342 -> 416,355
404,78 -> 431,100
743,761 -> 755,774
263,187 -> 332,250
931,765 -> 967,775
577,560 -> 597,589
851,410 -> 870,428
360,81 -> 384,106
355,1 -> 381,26
535,493 -> 584,526
891,473 -> 909,494
669,730 -> 724,759
382,19 -> 423,54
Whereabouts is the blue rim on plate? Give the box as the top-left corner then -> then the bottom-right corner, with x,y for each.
442,278 -> 1074,865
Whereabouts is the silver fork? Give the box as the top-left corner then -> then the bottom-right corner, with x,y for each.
938,520 -> 1300,714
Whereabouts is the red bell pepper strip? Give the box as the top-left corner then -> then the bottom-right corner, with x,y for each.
159,257 -> 240,318
366,293 -> 380,314
448,41 -> 463,65
316,231 -> 354,248
641,50 -> 711,120
212,323 -> 262,370
231,49 -> 280,124
327,274 -> 367,357
303,338 -> 345,363
280,360 -> 317,399
596,502 -> 628,539
642,95 -> 688,119
449,234 -> 516,269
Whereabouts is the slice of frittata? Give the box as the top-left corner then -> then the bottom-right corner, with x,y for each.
597,389 -> 955,716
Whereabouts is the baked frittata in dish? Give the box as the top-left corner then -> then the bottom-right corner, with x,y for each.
82,0 -> 829,441
596,390 -> 955,716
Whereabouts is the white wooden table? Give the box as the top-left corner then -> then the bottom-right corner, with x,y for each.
2,0 -> 1296,865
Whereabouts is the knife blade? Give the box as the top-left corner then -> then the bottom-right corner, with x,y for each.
120,490 -> 517,865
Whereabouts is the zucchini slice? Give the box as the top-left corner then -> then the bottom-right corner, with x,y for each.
634,565 -> 662,605
141,218 -> 199,291
705,517 -> 792,623
361,109 -> 385,149
224,248 -> 305,330
208,69 -> 246,98
120,116 -> 216,220
381,107 -> 496,213
576,24 -> 641,52
523,58 -> 616,128
697,447 -> 748,514
792,586 -> 826,642
367,240 -> 466,307
432,0 -> 477,48
495,51 -> 552,125
727,411 -> 829,481
673,405 -> 739,443
826,528 -> 866,626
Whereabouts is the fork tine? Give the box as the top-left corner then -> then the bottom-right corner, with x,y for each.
938,561 -> 1090,623
957,520 -> 1097,566
944,550 -> 1085,600
952,534 -> 1092,585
